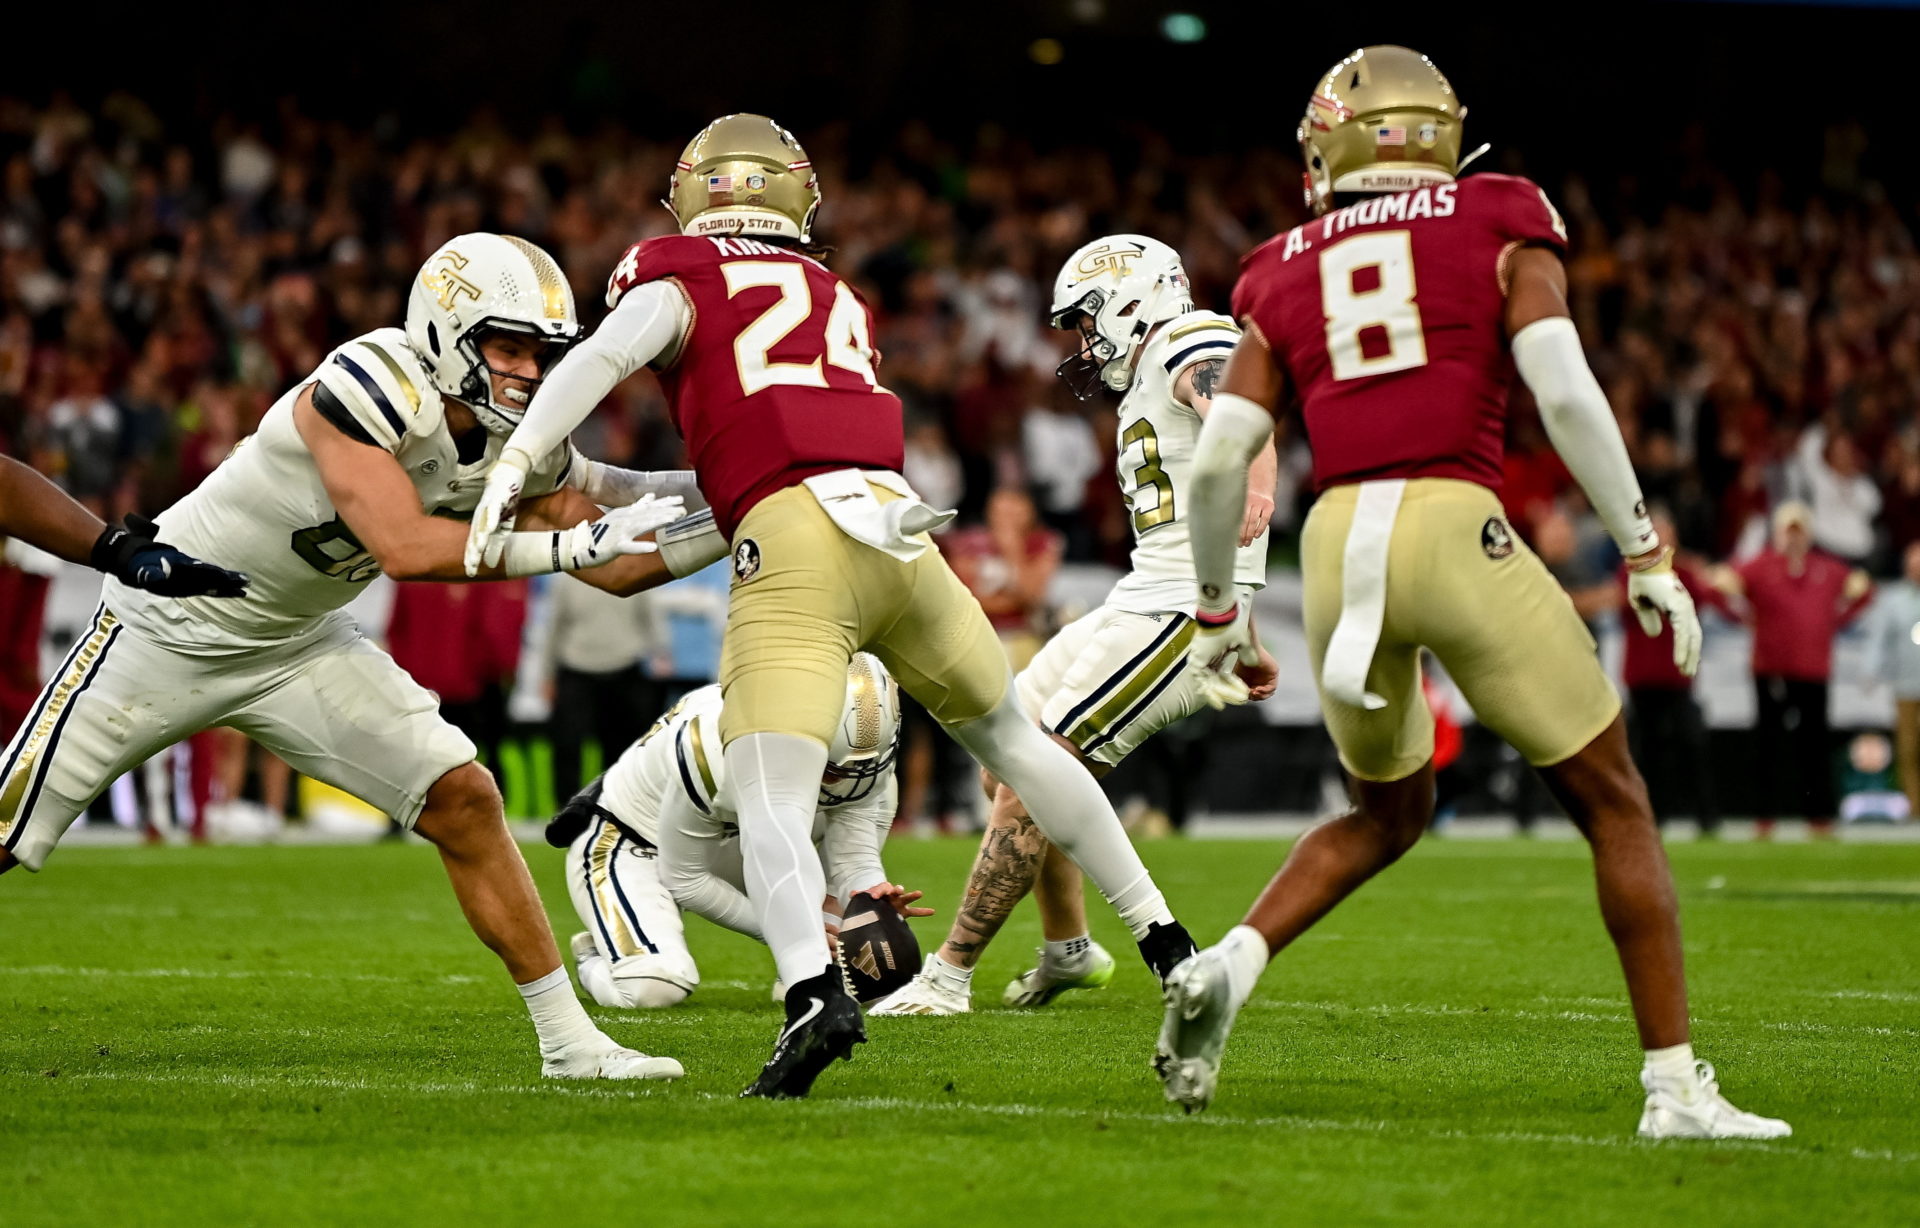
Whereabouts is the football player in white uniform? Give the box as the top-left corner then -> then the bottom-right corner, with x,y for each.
871,236 -> 1279,1017
0,455 -> 246,598
549,653 -> 927,1009
0,233 -> 730,1081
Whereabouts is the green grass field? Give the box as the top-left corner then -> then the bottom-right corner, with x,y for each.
2,835 -> 1915,1227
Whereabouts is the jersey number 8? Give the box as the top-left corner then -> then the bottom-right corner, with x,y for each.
720,261 -> 883,397
1319,230 -> 1428,382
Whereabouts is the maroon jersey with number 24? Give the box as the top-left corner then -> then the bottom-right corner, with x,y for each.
606,234 -> 903,539
1232,174 -> 1568,493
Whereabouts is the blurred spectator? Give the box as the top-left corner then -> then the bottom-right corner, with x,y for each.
386,580 -> 529,784
1865,541 -> 1920,817
1714,502 -> 1875,831
1790,422 -> 1880,566
1616,510 -> 1730,832
0,538 -> 59,736
540,577 -> 669,800
651,559 -> 730,707
941,486 -> 1062,669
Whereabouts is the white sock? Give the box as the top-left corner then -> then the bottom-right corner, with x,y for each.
927,953 -> 973,991
1644,1041 -> 1697,1084
517,966 -> 605,1056
948,698 -> 1173,940
1044,934 -> 1093,971
1218,925 -> 1269,1006
727,731 -> 836,989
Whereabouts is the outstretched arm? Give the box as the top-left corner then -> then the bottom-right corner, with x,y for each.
656,792 -> 764,941
0,455 -> 247,597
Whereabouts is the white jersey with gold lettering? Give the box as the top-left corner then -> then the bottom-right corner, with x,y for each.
105,328 -> 574,653
1105,309 -> 1269,615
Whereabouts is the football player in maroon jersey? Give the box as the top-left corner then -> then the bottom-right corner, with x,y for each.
466,115 -> 1195,1099
1156,47 -> 1787,1140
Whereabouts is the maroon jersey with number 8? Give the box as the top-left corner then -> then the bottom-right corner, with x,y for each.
606,234 -> 904,539
1232,174 -> 1568,494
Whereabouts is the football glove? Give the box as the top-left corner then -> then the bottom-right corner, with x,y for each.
1626,547 -> 1702,677
465,449 -> 530,576
90,515 -> 248,598
1190,602 -> 1258,710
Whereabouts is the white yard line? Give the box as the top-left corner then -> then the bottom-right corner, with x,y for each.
28,1068 -> 1911,1166
0,964 -> 483,985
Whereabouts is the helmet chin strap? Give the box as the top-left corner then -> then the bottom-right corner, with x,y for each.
1455,143 -> 1492,174
1104,277 -> 1171,391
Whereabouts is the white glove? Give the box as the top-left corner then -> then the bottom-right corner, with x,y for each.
1626,548 -> 1702,677
465,449 -> 532,576
1190,603 -> 1259,710
555,495 -> 688,570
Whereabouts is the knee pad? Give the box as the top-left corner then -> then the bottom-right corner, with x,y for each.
604,952 -> 699,1009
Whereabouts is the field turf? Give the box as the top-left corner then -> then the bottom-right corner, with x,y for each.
1,834 -> 1914,1226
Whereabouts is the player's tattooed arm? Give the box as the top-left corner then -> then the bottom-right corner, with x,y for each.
1191,358 -> 1225,402
942,808 -> 1050,969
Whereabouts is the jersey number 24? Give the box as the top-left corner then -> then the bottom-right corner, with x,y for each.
720,262 -> 884,397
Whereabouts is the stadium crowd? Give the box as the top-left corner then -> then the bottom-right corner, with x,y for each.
2,94 -> 1916,831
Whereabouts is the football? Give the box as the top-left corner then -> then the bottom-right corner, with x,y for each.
838,892 -> 922,1003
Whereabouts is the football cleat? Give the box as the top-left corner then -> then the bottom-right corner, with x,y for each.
1153,946 -> 1249,1114
569,931 -> 600,964
1637,1062 -> 1792,1140
1003,942 -> 1116,1007
541,1035 -> 684,1082
867,956 -> 971,1017
1137,920 -> 1198,986
740,969 -> 866,1099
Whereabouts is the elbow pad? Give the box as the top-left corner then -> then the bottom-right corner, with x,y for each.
657,509 -> 728,578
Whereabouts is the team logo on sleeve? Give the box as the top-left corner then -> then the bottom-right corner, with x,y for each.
1481,517 -> 1516,560
732,538 -> 762,583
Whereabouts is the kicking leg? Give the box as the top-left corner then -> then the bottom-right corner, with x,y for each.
946,698 -> 1192,981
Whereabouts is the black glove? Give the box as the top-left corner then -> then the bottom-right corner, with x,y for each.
90,515 -> 249,599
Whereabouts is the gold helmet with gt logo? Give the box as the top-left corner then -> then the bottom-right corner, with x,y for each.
668,114 -> 821,243
1298,45 -> 1466,216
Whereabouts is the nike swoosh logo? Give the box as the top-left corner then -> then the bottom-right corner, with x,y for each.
778,997 -> 824,1044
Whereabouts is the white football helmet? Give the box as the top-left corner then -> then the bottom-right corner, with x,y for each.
404,233 -> 583,436
1049,235 -> 1193,399
820,653 -> 901,807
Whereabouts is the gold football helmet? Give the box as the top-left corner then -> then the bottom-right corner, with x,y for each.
667,114 -> 821,242
1298,45 -> 1466,215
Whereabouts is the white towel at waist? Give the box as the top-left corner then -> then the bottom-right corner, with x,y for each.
1320,478 -> 1406,711
800,468 -> 957,562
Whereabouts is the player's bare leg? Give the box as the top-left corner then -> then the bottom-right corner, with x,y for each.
1542,715 -> 1787,1138
412,762 -> 682,1082
870,748 -> 1117,1017
1156,765 -> 1433,1112
1538,717 -> 1687,1049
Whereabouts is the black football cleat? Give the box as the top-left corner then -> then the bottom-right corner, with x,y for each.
1137,920 -> 1198,987
740,968 -> 866,1100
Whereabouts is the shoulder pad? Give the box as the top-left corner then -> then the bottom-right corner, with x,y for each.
1160,310 -> 1241,375
312,329 -> 438,451
1467,173 -> 1569,253
606,235 -> 714,308
670,689 -> 726,815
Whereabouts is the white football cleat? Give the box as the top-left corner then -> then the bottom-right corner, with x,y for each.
1153,946 -> 1249,1114
569,931 -> 600,964
1637,1061 -> 1791,1140
866,956 -> 971,1016
542,1034 -> 684,1081
1002,942 -> 1116,1007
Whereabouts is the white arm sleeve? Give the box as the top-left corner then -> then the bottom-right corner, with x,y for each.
572,461 -> 708,512
819,778 -> 895,902
1190,393 -> 1274,613
1512,316 -> 1657,557
655,791 -> 764,941
501,280 -> 692,467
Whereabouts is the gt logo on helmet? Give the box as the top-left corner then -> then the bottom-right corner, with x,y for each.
1074,245 -> 1144,281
